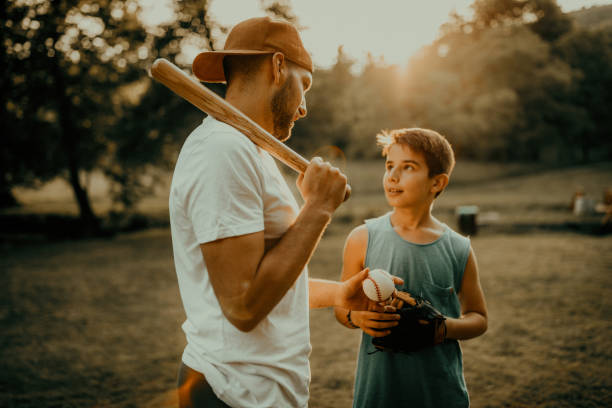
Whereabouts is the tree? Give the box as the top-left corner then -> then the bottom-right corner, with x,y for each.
259,0 -> 298,23
2,0 -> 223,232
402,20 -> 580,161
3,0 -> 160,232
469,0 -> 572,42
291,47 -> 406,160
291,46 -> 356,156
105,0 -> 221,212
342,54 -> 405,158
103,0 -> 302,212
396,0 -> 612,163
554,27 -> 612,161
3,0 -> 302,231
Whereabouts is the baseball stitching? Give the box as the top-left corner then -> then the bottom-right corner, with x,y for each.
366,276 -> 382,302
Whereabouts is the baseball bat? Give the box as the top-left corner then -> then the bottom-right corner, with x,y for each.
149,58 -> 350,200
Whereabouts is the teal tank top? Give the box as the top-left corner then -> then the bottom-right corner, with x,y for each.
353,213 -> 471,408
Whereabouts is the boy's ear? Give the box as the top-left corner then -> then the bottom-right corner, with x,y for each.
431,173 -> 449,196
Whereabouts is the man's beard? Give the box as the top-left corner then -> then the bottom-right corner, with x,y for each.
271,80 -> 295,142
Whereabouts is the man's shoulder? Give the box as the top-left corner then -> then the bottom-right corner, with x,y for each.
186,116 -> 258,157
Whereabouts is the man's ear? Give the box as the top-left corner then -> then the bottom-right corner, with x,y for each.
431,173 -> 449,196
271,52 -> 286,85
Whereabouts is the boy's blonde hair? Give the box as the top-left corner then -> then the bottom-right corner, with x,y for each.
376,128 -> 455,178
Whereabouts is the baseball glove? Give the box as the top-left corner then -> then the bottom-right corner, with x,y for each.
372,291 -> 447,353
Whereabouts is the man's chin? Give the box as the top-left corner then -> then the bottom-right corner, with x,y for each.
274,126 -> 293,142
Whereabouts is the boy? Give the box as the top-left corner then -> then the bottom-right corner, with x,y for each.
334,128 -> 488,408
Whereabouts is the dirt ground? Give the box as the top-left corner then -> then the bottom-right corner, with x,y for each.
1,162 -> 611,407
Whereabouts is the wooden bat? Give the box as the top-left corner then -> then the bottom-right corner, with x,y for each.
149,58 -> 350,200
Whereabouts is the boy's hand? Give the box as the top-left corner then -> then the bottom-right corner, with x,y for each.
338,268 -> 404,312
350,310 -> 401,337
390,290 -> 417,308
371,292 -> 447,352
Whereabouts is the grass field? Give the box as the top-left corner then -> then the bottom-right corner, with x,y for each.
1,160 -> 611,407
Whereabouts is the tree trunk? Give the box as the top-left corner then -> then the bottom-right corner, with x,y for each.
201,1 -> 215,51
49,30 -> 99,235
57,104 -> 99,233
67,165 -> 99,234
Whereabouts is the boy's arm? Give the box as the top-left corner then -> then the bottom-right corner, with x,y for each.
333,225 -> 401,337
444,247 -> 488,340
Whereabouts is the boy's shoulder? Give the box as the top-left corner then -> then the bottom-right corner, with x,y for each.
343,224 -> 368,264
346,223 -> 368,244
350,212 -> 390,239
363,212 -> 390,229
443,224 -> 471,244
441,224 -> 473,264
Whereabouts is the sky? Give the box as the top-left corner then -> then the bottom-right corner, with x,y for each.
141,0 -> 612,69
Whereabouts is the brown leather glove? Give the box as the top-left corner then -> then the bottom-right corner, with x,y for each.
372,291 -> 446,353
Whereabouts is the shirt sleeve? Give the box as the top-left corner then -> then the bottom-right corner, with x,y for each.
184,131 -> 265,244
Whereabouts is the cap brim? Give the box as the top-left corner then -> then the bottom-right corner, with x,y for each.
192,50 -> 274,83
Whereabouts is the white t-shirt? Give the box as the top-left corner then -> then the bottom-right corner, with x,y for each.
169,116 -> 311,407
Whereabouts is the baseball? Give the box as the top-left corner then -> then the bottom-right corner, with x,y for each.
362,269 -> 395,302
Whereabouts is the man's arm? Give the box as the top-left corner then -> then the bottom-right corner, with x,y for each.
309,269 -> 394,311
309,278 -> 354,309
444,248 -> 488,340
202,158 -> 346,332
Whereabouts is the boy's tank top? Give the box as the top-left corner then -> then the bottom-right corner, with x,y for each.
353,213 -> 471,408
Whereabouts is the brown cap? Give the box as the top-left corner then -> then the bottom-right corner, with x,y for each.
192,17 -> 313,83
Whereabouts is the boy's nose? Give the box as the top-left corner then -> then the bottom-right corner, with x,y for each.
388,168 -> 399,181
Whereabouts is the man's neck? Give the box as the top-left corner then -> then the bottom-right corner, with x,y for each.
225,85 -> 274,135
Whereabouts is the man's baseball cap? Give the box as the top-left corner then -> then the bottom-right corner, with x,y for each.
192,16 -> 313,83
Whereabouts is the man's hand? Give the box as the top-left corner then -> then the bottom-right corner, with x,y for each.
297,157 -> 347,215
338,268 -> 404,312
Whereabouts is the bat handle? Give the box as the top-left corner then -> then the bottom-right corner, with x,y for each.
344,185 -> 352,201
298,163 -> 351,202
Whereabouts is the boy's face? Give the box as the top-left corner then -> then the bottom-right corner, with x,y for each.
383,144 -> 438,208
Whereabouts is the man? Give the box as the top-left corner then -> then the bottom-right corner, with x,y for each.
169,17 -> 400,407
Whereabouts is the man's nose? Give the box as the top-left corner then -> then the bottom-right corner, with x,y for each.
297,97 -> 307,119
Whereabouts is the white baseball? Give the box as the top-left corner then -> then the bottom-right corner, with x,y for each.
362,269 -> 395,302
